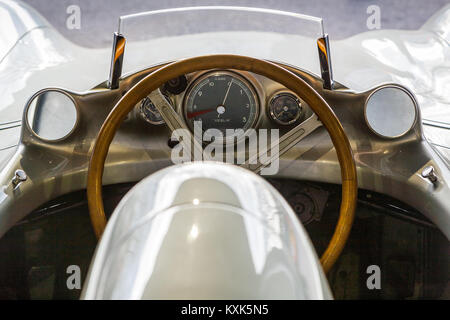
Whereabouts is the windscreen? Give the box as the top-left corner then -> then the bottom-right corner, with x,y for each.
117,6 -> 325,76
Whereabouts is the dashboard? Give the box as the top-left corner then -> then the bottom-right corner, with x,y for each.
134,69 -> 314,140
7,60 -> 442,245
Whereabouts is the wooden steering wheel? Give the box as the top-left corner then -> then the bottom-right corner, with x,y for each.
87,55 -> 357,273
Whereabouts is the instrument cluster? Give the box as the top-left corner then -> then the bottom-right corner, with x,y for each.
136,69 -> 310,136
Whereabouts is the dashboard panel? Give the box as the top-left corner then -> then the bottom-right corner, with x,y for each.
134,69 -> 313,139
3,59 -> 444,244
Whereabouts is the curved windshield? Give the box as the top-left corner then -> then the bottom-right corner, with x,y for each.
117,6 -> 325,76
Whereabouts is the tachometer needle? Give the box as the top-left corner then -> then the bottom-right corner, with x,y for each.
222,80 -> 233,106
187,108 -> 215,119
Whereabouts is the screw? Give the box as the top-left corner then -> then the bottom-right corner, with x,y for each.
421,166 -> 437,183
12,169 -> 27,188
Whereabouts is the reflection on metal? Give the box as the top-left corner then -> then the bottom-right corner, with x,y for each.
243,114 -> 322,173
422,119 -> 450,130
0,121 -> 22,131
364,85 -> 418,139
421,166 -> 438,184
317,35 -> 334,90
11,169 -> 27,189
108,33 -> 126,89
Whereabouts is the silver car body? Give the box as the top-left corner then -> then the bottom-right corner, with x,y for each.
0,1 -> 448,299
81,162 -> 332,299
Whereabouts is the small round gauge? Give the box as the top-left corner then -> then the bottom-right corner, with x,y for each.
139,96 -> 165,125
269,92 -> 303,125
184,71 -> 259,139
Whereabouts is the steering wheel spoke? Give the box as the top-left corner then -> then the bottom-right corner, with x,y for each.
242,114 -> 322,173
149,89 -> 204,161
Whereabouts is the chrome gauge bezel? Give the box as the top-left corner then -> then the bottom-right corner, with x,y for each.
182,70 -> 260,144
138,93 -> 174,125
268,91 -> 303,125
139,97 -> 164,125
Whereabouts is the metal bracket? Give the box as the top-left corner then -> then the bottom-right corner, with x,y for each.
317,34 -> 334,90
108,32 -> 126,89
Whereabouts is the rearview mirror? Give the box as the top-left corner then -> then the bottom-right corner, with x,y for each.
26,90 -> 78,141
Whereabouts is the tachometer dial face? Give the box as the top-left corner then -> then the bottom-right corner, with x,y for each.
184,71 -> 259,139
269,92 -> 302,125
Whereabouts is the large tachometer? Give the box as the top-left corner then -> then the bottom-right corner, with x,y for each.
184,71 -> 259,139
